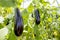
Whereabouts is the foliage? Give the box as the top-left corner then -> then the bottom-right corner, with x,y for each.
0,0 -> 60,40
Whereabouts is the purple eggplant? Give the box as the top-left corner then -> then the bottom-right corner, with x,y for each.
34,9 -> 40,25
14,8 -> 23,36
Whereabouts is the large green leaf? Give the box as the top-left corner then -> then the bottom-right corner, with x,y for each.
0,0 -> 16,7
0,27 -> 8,40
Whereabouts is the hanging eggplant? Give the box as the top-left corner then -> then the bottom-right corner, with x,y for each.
34,9 -> 40,25
14,8 -> 23,36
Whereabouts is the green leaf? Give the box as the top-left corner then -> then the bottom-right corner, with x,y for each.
0,27 -> 8,40
0,0 -> 16,7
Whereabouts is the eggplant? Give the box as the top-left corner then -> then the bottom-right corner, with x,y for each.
14,8 -> 23,36
34,9 -> 40,25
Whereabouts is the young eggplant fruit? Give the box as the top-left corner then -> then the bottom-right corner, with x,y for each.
14,8 -> 23,36
34,9 -> 40,25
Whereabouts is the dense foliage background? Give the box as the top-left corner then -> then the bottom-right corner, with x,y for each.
0,0 -> 60,40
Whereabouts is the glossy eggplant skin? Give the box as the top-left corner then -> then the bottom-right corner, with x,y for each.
34,9 -> 40,25
14,8 -> 23,36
